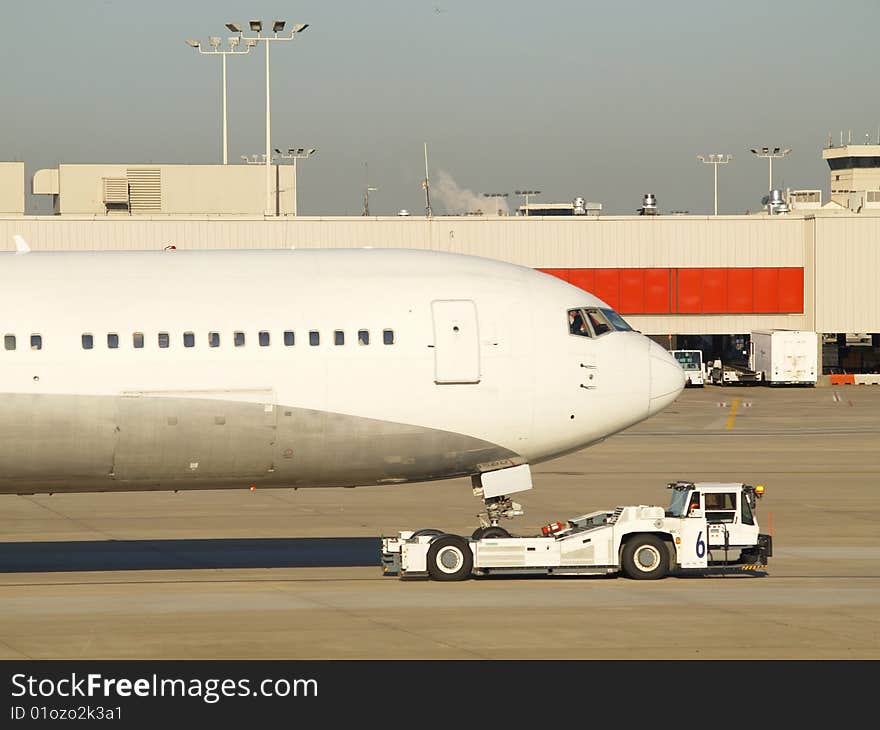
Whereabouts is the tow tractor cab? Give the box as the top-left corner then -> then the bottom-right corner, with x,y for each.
381,481 -> 773,581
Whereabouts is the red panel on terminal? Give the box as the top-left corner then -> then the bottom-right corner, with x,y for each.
593,269 -> 621,309
753,268 -> 780,312
777,267 -> 804,312
676,268 -> 703,313
701,268 -> 727,313
618,269 -> 645,314
727,268 -> 754,312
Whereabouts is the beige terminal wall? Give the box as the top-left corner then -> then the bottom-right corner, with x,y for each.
34,164 -> 296,216
0,163 -> 24,215
0,212 -> 877,335
813,216 -> 880,334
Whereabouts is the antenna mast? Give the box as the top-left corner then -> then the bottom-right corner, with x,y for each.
423,142 -> 433,217
362,162 -> 377,216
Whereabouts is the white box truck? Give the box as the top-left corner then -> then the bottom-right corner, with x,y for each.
749,330 -> 818,386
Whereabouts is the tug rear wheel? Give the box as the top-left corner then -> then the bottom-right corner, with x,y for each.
426,535 -> 473,581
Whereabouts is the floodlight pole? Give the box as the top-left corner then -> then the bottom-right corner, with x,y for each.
515,190 -> 541,216
185,35 -> 252,164
234,21 -> 309,215
222,54 -> 228,163
697,154 -> 732,215
750,146 -> 791,192
481,192 -> 509,216
274,147 -> 315,216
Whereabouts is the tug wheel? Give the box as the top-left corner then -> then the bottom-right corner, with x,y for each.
472,526 -> 511,540
621,534 -> 669,580
426,535 -> 473,581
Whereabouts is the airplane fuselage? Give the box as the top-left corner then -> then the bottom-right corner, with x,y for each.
0,248 -> 684,494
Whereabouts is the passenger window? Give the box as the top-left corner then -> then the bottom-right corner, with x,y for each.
383,329 -> 394,345
234,331 -> 245,347
82,333 -> 94,350
208,332 -> 220,348
183,332 -> 195,348
309,331 -> 320,346
358,330 -> 370,345
133,332 -> 144,349
107,333 -> 119,349
283,331 -> 295,346
158,332 -> 170,349
568,309 -> 591,337
334,330 -> 344,346
30,334 -> 42,350
4,334 -> 15,350
259,331 -> 270,347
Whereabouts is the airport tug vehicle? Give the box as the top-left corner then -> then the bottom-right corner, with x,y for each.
381,481 -> 772,581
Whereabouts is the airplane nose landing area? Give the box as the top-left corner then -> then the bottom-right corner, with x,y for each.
648,341 -> 686,415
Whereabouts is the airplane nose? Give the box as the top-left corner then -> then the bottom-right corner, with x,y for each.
648,341 -> 686,416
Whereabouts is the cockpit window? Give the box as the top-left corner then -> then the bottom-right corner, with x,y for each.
568,309 -> 592,338
569,306 -> 634,338
601,308 -> 633,332
586,309 -> 611,336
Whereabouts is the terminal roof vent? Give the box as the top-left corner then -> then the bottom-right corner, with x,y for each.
639,193 -> 657,215
767,188 -> 790,215
102,177 -> 130,213
126,167 -> 162,213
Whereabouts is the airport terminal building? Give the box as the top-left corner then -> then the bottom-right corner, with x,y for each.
1,144 -> 879,375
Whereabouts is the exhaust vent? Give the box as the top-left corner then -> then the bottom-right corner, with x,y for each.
127,168 -> 162,213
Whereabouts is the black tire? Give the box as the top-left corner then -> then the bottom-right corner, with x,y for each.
471,526 -> 511,540
426,534 -> 473,581
621,534 -> 669,580
411,528 -> 444,538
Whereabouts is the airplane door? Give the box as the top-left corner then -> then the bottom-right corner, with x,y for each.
431,299 -> 481,384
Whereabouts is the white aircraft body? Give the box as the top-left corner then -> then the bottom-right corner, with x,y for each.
0,247 -> 684,525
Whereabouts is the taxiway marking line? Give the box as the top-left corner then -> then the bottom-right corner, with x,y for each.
725,397 -> 741,430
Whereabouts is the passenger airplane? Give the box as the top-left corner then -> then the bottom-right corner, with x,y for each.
0,244 -> 684,532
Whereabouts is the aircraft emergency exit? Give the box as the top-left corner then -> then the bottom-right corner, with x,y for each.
0,246 -> 685,530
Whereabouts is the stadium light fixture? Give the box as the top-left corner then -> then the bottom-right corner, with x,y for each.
750,146 -> 791,192
185,31 -> 254,164
235,20 -> 310,215
697,153 -> 732,215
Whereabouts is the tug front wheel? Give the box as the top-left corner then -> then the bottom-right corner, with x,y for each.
426,535 -> 473,581
472,526 -> 511,540
621,534 -> 669,580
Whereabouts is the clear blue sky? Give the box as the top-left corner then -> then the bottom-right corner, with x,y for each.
3,1 -> 879,216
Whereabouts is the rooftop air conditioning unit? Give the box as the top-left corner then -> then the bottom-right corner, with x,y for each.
639,193 -> 657,215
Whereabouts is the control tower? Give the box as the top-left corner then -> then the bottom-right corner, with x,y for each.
822,142 -> 880,208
